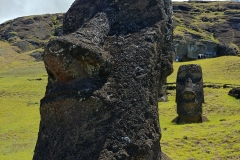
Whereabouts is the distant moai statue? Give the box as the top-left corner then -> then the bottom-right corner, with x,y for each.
174,64 -> 205,124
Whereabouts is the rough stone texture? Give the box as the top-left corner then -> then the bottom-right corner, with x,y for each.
33,0 -> 173,160
228,87 -> 240,99
175,64 -> 204,124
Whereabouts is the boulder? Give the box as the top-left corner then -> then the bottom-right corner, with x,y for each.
30,51 -> 44,61
228,87 -> 240,99
33,0 -> 173,160
12,40 -> 33,52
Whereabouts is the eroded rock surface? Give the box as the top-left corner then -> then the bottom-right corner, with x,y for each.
33,0 -> 173,159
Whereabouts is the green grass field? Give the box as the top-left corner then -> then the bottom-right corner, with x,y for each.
159,88 -> 240,160
160,57 -> 240,159
0,41 -> 47,160
0,39 -> 239,160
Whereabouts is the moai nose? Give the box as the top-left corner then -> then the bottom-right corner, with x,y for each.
185,78 -> 193,88
44,41 -> 110,83
182,78 -> 195,100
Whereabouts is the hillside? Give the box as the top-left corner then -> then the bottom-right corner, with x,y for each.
0,2 -> 240,62
0,13 -> 64,53
173,1 -> 240,61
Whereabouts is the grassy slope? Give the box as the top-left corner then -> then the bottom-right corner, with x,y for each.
168,56 -> 240,85
160,57 -> 240,159
0,41 -> 47,160
0,39 -> 240,159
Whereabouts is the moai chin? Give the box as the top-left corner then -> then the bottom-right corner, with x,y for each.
175,64 -> 204,124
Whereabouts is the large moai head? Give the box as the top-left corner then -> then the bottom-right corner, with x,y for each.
175,64 -> 204,123
33,0 -> 173,159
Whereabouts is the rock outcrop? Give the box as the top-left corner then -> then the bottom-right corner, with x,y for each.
33,0 -> 173,160
173,1 -> 240,61
0,13 -> 64,53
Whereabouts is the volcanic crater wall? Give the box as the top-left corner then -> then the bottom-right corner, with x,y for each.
33,0 -> 173,159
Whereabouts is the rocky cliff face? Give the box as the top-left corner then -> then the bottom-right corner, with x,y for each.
173,1 -> 240,61
33,0 -> 173,160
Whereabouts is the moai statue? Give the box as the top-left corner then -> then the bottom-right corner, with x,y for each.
175,64 -> 204,124
33,0 -> 173,159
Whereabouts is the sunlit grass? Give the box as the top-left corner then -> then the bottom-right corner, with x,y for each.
0,74 -> 47,160
0,43 -> 47,160
168,56 -> 240,85
160,56 -> 240,159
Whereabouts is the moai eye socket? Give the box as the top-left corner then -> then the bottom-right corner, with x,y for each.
191,72 -> 202,83
177,71 -> 187,83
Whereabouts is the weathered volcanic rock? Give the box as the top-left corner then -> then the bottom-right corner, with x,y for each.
33,0 -> 173,159
228,87 -> 240,99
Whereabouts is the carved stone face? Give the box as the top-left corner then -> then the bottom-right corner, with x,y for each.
176,64 -> 204,120
33,0 -> 173,159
